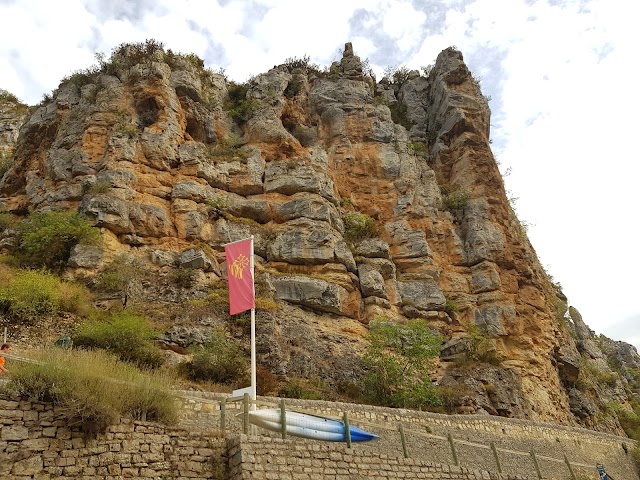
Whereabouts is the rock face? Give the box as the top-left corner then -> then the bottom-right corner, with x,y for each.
0,90 -> 29,179
1,42 -> 638,432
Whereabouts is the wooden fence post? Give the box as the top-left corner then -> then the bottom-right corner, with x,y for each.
280,398 -> 287,440
343,412 -> 352,448
399,424 -> 408,458
448,433 -> 459,466
490,442 -> 502,473
564,454 -> 576,480
530,450 -> 542,479
220,398 -> 226,434
242,393 -> 249,435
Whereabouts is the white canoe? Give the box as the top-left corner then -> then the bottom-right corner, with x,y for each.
247,409 -> 379,442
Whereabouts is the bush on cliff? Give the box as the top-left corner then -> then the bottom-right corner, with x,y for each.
6,348 -> 177,432
0,266 -> 92,320
342,212 -> 378,244
14,211 -> 101,271
363,317 -> 443,410
179,330 -> 248,385
73,311 -> 164,369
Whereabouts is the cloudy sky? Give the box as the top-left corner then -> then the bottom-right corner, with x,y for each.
1,0 -> 638,350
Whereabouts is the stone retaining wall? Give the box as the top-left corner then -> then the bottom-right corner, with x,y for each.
2,392 -> 639,480
0,397 -> 225,479
179,392 -> 640,480
227,435 -> 528,480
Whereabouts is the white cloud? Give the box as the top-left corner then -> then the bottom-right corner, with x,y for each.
381,1 -> 427,52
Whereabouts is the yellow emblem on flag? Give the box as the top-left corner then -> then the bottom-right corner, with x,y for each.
230,254 -> 250,279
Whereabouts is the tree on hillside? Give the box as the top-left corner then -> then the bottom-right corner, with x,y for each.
16,211 -> 101,271
363,317 -> 443,409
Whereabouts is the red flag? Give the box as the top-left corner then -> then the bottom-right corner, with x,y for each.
224,238 -> 255,315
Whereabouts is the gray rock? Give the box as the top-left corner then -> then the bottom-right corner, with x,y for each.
171,180 -> 212,203
271,276 -> 355,317
367,106 -> 395,143
196,149 -> 265,196
461,199 -> 505,265
397,279 -> 445,312
81,194 -> 132,234
399,75 -> 430,140
170,69 -> 203,102
354,238 -> 391,259
470,261 -> 501,293
568,387 -> 598,419
554,345 -> 581,383
310,78 -> 372,113
179,248 -> 215,271
569,306 -> 605,360
67,244 -> 103,268
161,325 -> 211,349
356,257 -> 396,280
385,220 -> 431,259
473,304 -> 515,337
440,337 -> 475,360
377,144 -> 401,178
276,193 -> 343,231
227,196 -> 271,224
440,365 -> 530,417
267,218 -> 356,272
363,296 -> 391,308
357,263 -> 388,299
264,159 -> 337,204
149,249 -> 179,267
95,168 -> 137,189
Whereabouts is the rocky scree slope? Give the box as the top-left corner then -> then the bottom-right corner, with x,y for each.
0,42 -> 638,435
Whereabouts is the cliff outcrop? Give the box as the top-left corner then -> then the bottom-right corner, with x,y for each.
1,42 -> 638,434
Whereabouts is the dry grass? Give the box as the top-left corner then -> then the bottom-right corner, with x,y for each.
5,348 -> 177,432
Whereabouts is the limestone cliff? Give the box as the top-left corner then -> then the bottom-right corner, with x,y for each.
0,89 -> 29,178
1,42 -> 638,433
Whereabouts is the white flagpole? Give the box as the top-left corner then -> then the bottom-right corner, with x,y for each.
250,235 -> 256,410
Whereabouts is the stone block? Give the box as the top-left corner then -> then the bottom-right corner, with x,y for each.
2,425 -> 29,440
11,454 -> 43,475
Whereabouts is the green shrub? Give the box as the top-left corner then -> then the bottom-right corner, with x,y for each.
169,268 -> 198,289
389,101 -> 411,130
0,212 -> 19,231
207,138 -> 249,161
279,377 -> 328,400
179,331 -> 247,385
7,348 -> 176,432
363,318 -> 443,409
95,254 -> 148,296
409,142 -> 426,155
457,324 -> 503,366
0,269 -> 60,319
284,78 -> 304,98
283,55 -> 322,75
0,88 -> 21,104
15,211 -> 101,271
343,212 -> 378,243
442,188 -> 470,215
383,65 -> 411,85
73,311 -> 164,369
224,82 -> 260,124
85,180 -> 112,195
444,299 -> 459,314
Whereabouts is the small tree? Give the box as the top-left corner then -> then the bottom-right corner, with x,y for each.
15,211 -> 100,271
363,318 -> 442,409
179,330 -> 248,385
73,311 -> 164,369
